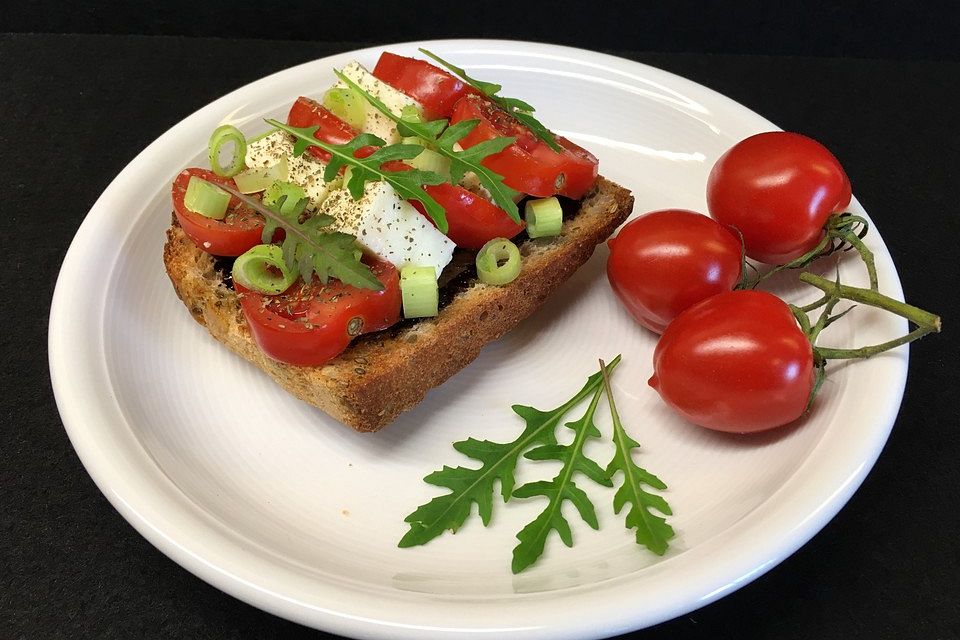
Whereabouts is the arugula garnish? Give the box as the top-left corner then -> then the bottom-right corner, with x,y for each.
209,180 -> 384,291
399,355 -> 674,572
511,385 -> 613,573
334,71 -> 523,223
399,356 -> 621,549
263,119 -> 451,233
599,359 -> 674,555
419,48 -> 564,152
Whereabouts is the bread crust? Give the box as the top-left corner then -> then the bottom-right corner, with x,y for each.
163,177 -> 633,431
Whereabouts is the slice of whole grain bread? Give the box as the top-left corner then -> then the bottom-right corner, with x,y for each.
163,176 -> 633,431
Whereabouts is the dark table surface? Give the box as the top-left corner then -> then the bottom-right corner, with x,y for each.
2,33 -> 958,640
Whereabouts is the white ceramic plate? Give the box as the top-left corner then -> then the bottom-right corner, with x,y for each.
50,40 -> 908,639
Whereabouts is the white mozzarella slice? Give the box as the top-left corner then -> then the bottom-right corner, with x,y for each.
336,61 -> 423,144
244,130 -> 335,208
320,181 -> 454,277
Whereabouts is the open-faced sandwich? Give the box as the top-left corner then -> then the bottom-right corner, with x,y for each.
163,49 -> 633,431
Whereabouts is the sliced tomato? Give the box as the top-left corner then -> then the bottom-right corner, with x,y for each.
172,168 -> 264,257
449,95 -> 598,199
237,258 -> 401,366
423,183 -> 524,249
451,96 -> 558,197
530,136 -> 598,200
372,52 -> 481,120
286,96 -> 377,162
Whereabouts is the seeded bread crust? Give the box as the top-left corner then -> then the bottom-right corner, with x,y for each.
163,176 -> 633,431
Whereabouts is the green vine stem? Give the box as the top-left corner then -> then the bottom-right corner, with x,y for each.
747,213 -> 879,291
799,272 -> 941,359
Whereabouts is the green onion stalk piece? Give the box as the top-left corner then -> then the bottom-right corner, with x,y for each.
408,147 -> 451,178
476,237 -> 522,285
400,265 -> 439,318
232,244 -> 297,295
323,87 -> 366,130
525,196 -> 563,238
184,176 -> 230,220
263,180 -> 307,215
208,124 -> 247,178
400,105 -> 423,122
401,136 -> 428,147
234,157 -> 289,194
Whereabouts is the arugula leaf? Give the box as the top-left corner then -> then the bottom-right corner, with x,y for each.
511,385 -> 614,573
419,48 -> 563,152
399,355 -> 622,548
599,360 -> 674,555
209,180 -> 383,291
335,71 -> 522,223
263,119 -> 451,233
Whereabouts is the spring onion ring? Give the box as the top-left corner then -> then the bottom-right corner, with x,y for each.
476,238 -> 522,285
232,244 -> 297,295
208,124 -> 247,178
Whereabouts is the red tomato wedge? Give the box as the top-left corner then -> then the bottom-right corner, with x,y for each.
286,96 -> 376,162
171,168 -> 264,257
237,259 -> 401,366
450,95 -> 598,199
423,183 -> 525,250
372,52 -> 481,120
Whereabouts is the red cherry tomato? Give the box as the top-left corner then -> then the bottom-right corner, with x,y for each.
237,258 -> 401,366
450,95 -> 598,199
707,131 -> 852,264
607,209 -> 743,333
649,290 -> 815,433
286,96 -> 376,162
372,52 -> 481,120
171,168 -> 264,257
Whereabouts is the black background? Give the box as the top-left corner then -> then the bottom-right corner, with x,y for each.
3,2 -> 960,639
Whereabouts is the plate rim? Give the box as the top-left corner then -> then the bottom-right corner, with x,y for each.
49,38 -> 908,639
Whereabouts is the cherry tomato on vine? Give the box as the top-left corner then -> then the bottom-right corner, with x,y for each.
606,209 -> 743,333
707,131 -> 852,264
649,290 -> 815,433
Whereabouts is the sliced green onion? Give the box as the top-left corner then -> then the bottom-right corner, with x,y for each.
400,265 -> 439,318
476,238 -> 521,286
263,180 -> 306,214
234,157 -> 289,194
400,105 -> 423,122
208,124 -> 246,178
323,87 -> 366,130
232,244 -> 297,295
525,196 -> 563,238
184,176 -> 230,220
408,147 -> 451,178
